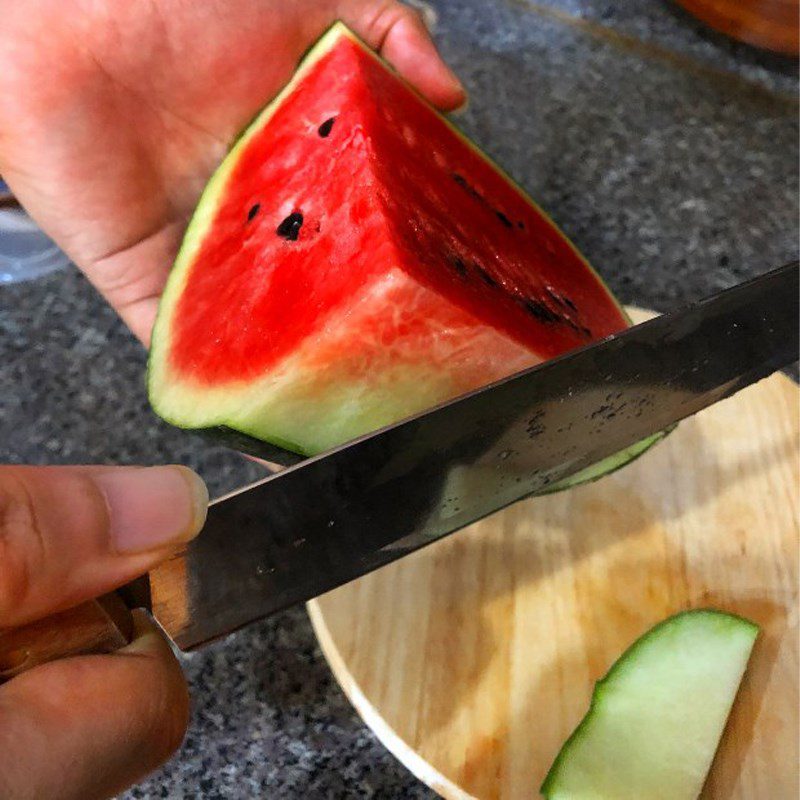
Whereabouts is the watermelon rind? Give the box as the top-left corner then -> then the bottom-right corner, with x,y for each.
540,609 -> 758,799
544,429 -> 669,494
148,21 -> 668,488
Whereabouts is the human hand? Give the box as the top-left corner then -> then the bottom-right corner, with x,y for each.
0,464 -> 208,799
0,0 -> 465,344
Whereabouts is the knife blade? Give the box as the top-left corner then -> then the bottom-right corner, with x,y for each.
131,262 -> 798,650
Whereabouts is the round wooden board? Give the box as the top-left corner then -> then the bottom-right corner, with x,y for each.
307,309 -> 799,800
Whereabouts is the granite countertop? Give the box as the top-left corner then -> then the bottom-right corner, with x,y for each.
1,1 -> 797,797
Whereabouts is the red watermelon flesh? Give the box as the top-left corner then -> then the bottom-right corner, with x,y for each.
149,24 -> 631,457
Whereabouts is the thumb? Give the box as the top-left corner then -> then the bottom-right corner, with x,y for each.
0,465 -> 208,628
339,0 -> 467,110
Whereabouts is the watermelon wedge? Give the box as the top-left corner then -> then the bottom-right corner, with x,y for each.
149,23 -> 664,479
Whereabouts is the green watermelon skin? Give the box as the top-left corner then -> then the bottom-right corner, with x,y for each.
541,610 -> 758,799
149,23 -> 666,478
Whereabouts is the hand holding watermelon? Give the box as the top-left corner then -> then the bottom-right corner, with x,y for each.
0,0 -> 465,343
0,3 -> 463,798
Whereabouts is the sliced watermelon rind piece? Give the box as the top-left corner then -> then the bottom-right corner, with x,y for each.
540,609 -> 759,799
148,21 -> 666,484
543,428 -> 673,494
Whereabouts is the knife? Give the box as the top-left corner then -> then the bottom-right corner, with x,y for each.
1,262 -> 797,676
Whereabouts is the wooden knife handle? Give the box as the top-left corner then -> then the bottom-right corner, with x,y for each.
0,593 -> 135,683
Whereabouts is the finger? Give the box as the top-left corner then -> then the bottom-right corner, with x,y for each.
122,292 -> 160,347
0,465 -> 208,628
85,219 -> 189,347
340,0 -> 467,110
0,611 -> 189,800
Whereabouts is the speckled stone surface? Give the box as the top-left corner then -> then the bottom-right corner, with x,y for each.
1,1 -> 797,797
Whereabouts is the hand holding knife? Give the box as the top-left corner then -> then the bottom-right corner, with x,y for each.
2,262 -> 797,677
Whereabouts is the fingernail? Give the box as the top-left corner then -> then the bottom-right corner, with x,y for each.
408,0 -> 438,32
450,89 -> 469,114
95,466 -> 209,554
440,67 -> 467,111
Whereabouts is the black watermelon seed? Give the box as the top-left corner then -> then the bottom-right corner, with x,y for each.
545,287 -> 578,312
318,117 -> 336,138
495,210 -> 513,229
474,263 -> 499,287
519,298 -> 561,324
450,256 -> 468,277
452,173 -> 483,201
517,220 -> 525,230
276,212 -> 304,241
581,325 -> 593,337
247,203 -> 260,222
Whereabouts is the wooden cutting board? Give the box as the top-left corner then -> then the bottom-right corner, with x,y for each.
674,0 -> 799,55
307,310 -> 799,799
